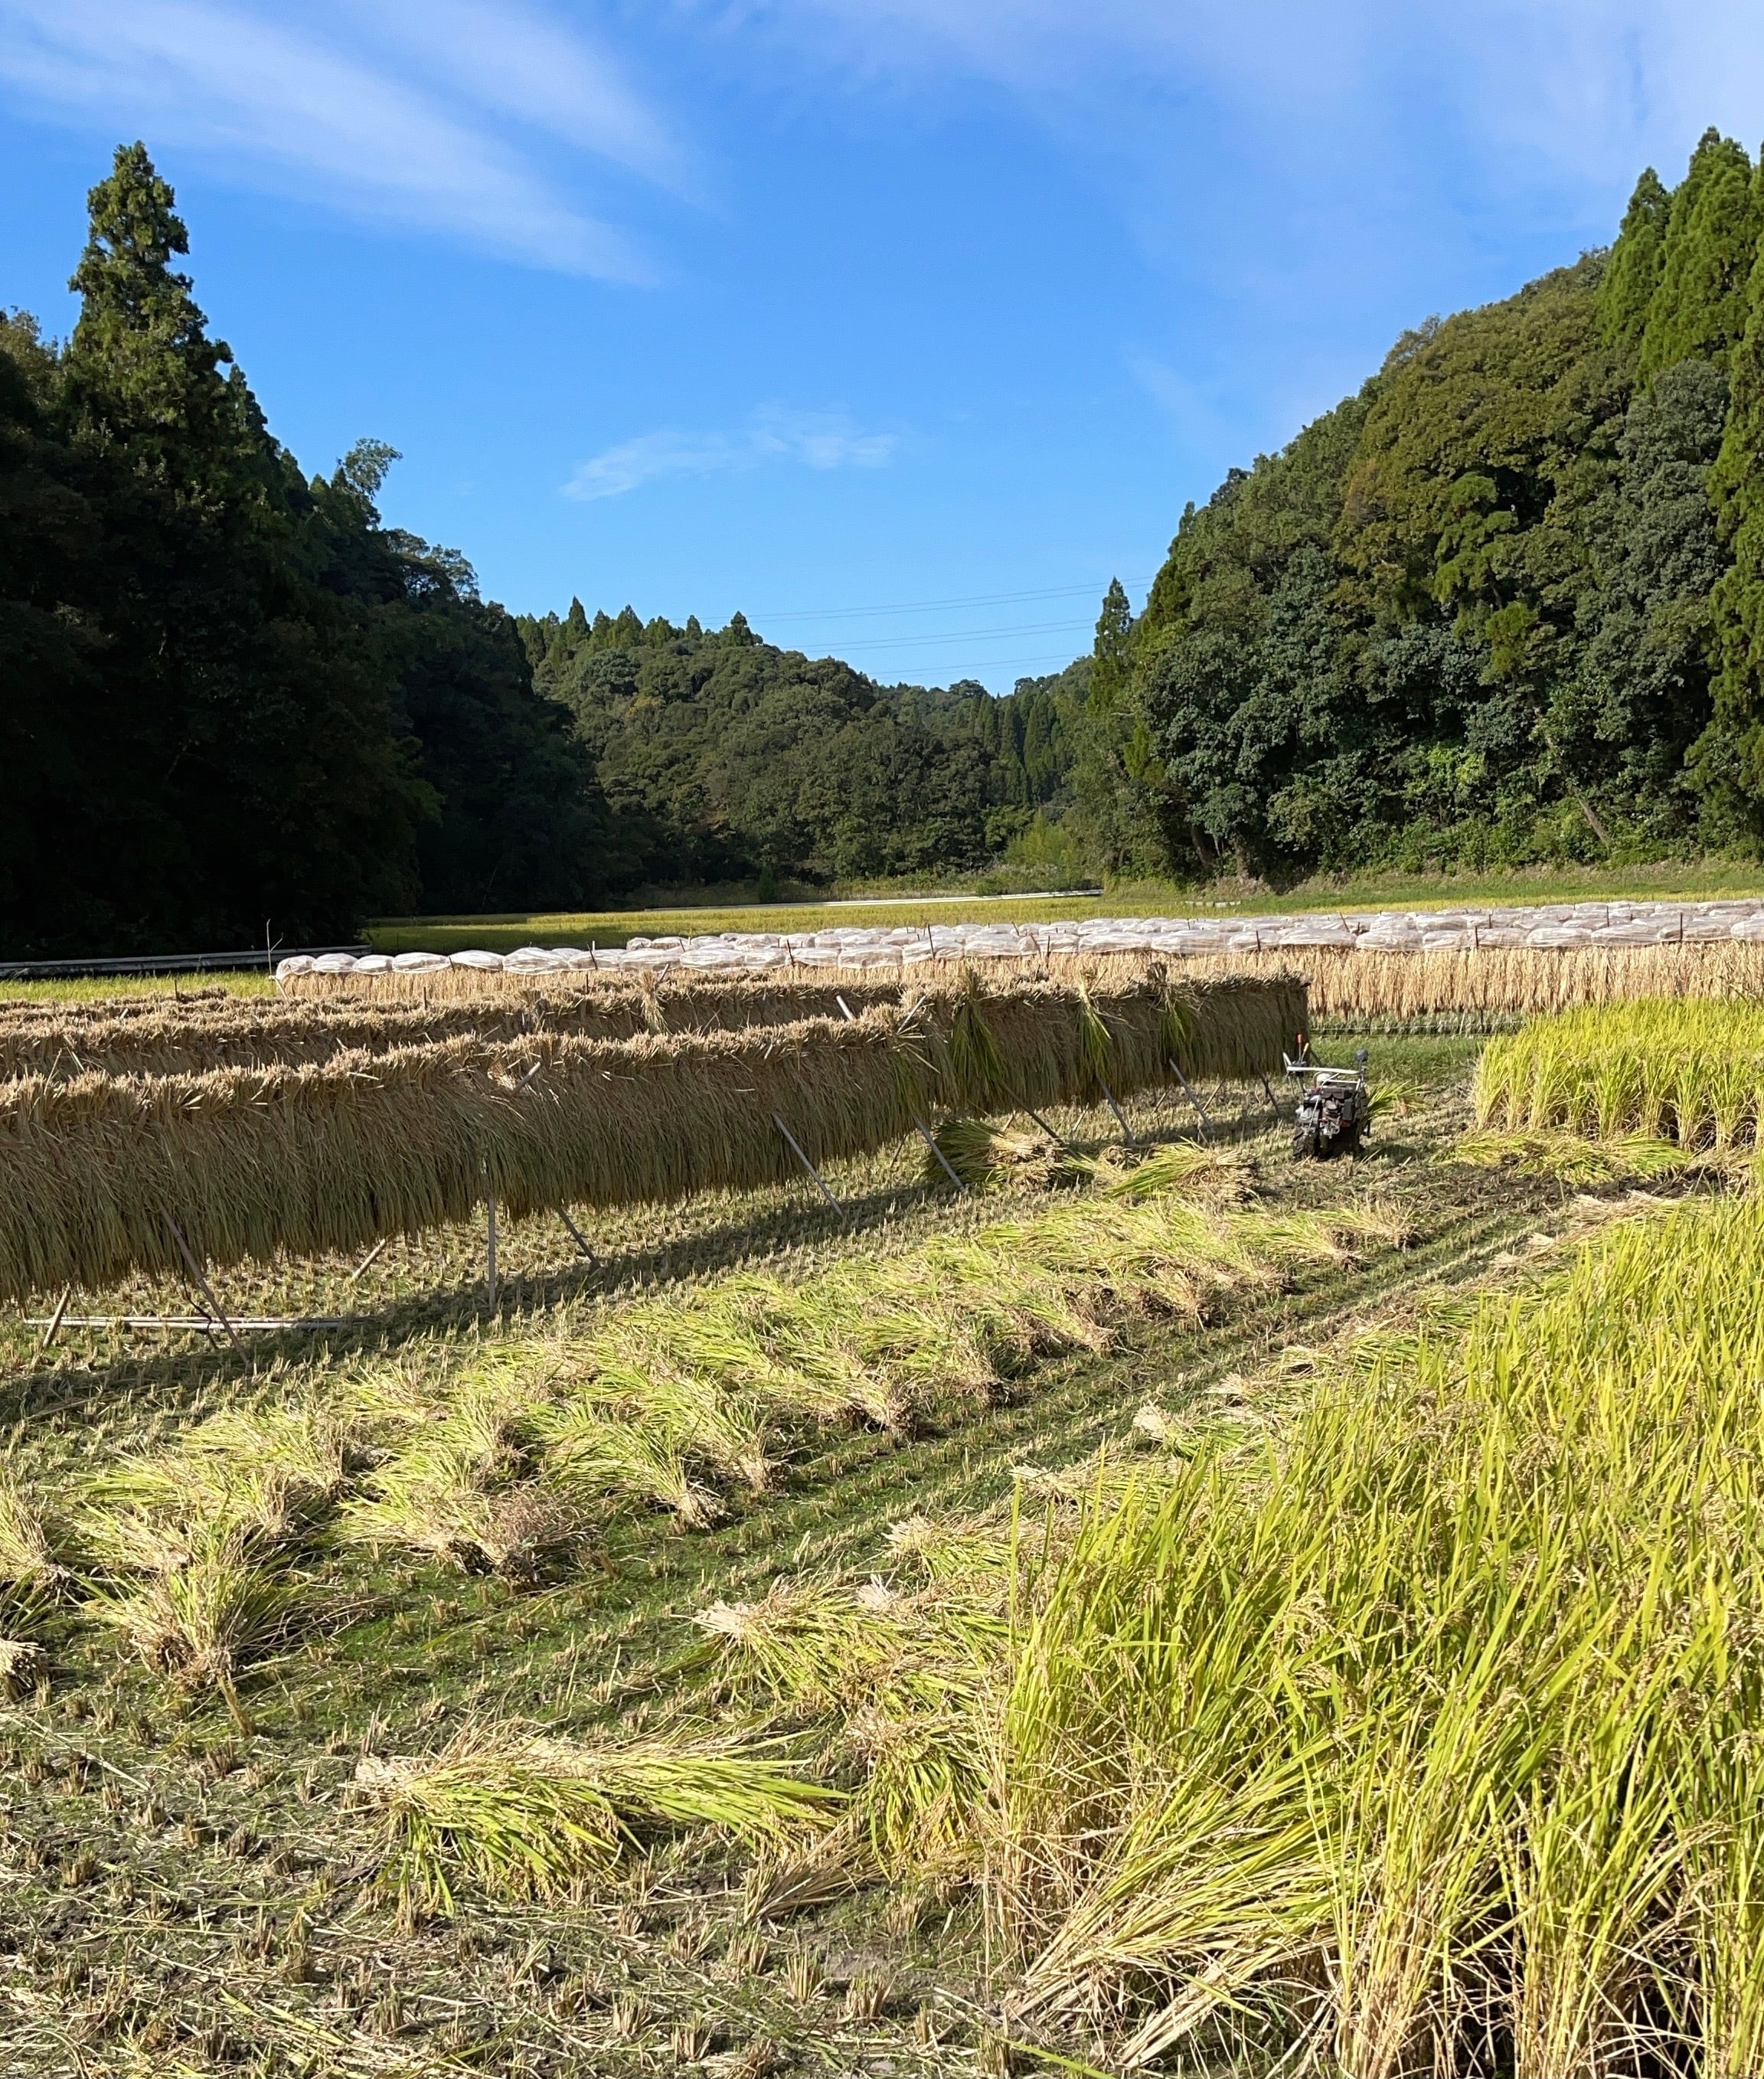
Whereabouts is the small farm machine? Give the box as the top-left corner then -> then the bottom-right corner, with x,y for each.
1285,1041 -> 1370,1160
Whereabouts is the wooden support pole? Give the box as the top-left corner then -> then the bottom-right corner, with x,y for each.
1259,1072 -> 1282,1123
1019,1104 -> 1078,1155
1099,1079 -> 1135,1145
485,1196 -> 498,1307
24,1315 -> 351,1333
1167,1061 -> 1213,1141
38,1285 -> 71,1352
348,1237 -> 387,1282
557,1207 -> 597,1263
773,1113 -> 838,1209
161,1211 -> 244,1352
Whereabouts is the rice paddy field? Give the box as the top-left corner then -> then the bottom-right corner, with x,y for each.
2,969 -> 1759,2077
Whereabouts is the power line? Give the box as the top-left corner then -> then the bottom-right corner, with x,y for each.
806,616 -> 1096,654
867,650 -> 1090,679
751,576 -> 1157,624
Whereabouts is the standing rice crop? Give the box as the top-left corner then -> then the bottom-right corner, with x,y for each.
1475,998 -> 1764,1148
712,1193 -> 1764,2074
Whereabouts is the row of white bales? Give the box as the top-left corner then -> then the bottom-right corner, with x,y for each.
273,897 -> 1764,982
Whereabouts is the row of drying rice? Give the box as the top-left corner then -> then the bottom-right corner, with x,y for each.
0,976 -> 1306,1304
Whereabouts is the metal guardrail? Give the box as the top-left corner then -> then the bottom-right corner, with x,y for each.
0,945 -> 369,982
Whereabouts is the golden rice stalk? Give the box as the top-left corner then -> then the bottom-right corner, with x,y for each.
1089,1142 -> 1256,1204
0,1637 -> 46,1698
922,1117 -> 1076,1194
0,1463 -> 64,1601
356,1728 -> 841,1911
1476,999 -> 1764,1150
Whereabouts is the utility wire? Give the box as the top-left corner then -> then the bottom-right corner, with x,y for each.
751,576 -> 1157,624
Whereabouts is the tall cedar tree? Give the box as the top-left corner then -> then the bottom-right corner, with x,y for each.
1639,130 -> 1761,378
51,143 -> 428,950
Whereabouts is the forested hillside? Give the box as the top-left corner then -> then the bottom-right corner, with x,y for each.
512,604 -> 1104,888
0,145 -> 1101,957
1101,128 -> 1764,882
18,129 -> 1764,958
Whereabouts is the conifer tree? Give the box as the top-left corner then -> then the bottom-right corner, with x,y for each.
1598,167 -> 1670,356
54,143 -> 426,946
1089,578 -> 1135,714
1697,233 -> 1764,838
1640,129 -> 1761,377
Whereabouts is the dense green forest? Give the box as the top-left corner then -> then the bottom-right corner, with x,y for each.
17,131 -> 1764,955
0,145 -> 1102,957
1101,127 -> 1764,881
511,604 -> 1113,889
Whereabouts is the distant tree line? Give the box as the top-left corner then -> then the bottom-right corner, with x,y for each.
513,603 -> 1121,890
1093,128 -> 1764,882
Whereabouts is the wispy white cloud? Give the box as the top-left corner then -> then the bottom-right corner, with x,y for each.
0,0 -> 684,276
562,405 -> 900,500
710,0 -> 1764,208
353,0 -> 694,197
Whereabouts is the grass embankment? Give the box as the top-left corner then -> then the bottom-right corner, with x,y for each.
0,1031 -> 1501,2075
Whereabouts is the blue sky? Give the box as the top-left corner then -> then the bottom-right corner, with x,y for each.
2,3 -> 1759,691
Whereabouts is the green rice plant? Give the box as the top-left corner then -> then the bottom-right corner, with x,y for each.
694,1191 -> 1764,2071
86,1524 -> 303,1712
1073,986 -> 1115,1093
82,1406 -> 351,1552
528,1404 -> 724,1528
1476,999 -> 1764,1149
358,1729 -> 841,1911
339,1441 -> 585,1574
315,1154 -> 1395,1577
563,1339 -> 774,1493
946,971 -> 1011,1110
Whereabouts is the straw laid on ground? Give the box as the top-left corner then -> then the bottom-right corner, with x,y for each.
1475,998 -> 1764,1149
0,974 -> 1303,1303
707,1192 -> 1764,2074
336,1158 -> 1390,1569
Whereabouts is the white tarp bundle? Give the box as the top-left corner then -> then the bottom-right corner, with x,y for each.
276,897 -> 1764,986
